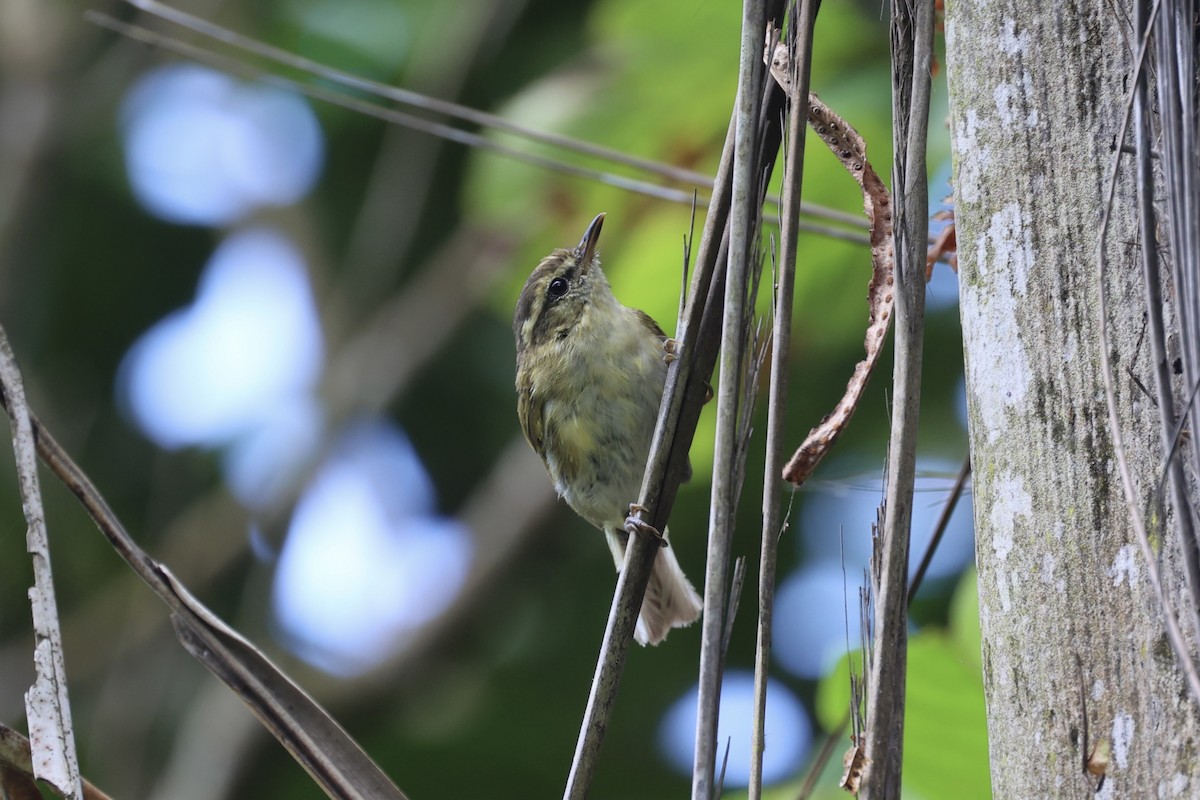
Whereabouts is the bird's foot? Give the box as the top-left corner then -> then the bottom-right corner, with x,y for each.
662,338 -> 679,364
625,503 -> 666,547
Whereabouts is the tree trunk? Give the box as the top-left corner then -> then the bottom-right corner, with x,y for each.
946,1 -> 1200,797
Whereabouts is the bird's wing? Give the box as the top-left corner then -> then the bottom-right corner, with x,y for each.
633,308 -> 669,341
516,369 -> 546,460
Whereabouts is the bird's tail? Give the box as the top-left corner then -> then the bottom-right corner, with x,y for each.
605,527 -> 702,646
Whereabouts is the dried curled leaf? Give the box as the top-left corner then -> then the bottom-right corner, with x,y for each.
767,76 -> 894,484
768,31 -> 895,486
840,734 -> 870,793
927,204 -> 958,279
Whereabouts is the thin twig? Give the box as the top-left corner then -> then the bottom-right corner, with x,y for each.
693,1 -> 770,797
859,0 -> 934,793
750,4 -> 816,797
95,4 -> 873,241
0,325 -> 83,800
907,456 -> 971,605
562,530 -> 661,800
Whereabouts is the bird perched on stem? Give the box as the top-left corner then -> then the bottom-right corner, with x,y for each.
513,213 -> 703,645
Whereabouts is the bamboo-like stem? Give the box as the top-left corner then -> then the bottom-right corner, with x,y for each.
860,0 -> 933,795
748,2 -> 816,797
692,1 -> 769,797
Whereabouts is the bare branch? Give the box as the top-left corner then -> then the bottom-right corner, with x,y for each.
693,1 -> 771,797
750,4 -> 817,797
858,0 -> 935,793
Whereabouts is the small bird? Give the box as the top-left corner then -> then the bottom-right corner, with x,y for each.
513,213 -> 703,645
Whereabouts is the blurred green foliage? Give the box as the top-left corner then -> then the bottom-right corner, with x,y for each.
815,571 -> 990,800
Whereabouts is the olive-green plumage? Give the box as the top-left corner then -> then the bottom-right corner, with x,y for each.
513,213 -> 702,645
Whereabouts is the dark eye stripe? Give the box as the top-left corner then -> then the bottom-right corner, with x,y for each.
514,256 -> 577,351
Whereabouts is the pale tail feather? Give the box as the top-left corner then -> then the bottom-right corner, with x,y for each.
605,527 -> 703,646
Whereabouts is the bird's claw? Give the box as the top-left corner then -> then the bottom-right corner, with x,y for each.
663,338 -> 679,364
625,503 -> 666,547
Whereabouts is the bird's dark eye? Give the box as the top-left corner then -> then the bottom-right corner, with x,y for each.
547,276 -> 569,299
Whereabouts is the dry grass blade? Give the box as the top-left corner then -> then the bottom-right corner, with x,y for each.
779,93 -> 895,486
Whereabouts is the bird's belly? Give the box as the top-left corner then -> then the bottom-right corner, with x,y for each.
543,392 -> 656,531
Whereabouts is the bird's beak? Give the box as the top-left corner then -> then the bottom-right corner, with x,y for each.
575,212 -> 605,271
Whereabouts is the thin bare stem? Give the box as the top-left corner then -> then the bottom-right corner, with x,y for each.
1133,0 -> 1200,645
907,457 -> 971,605
749,3 -> 816,797
0,325 -> 83,800
101,3 -> 871,237
693,1 -> 769,797
860,0 -> 934,794
562,530 -> 661,800
1146,0 -> 1200,638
